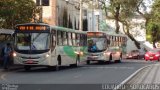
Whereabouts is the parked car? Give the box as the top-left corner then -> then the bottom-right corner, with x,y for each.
126,50 -> 145,59
145,49 -> 160,61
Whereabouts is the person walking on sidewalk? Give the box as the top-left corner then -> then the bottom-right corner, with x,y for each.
3,43 -> 12,69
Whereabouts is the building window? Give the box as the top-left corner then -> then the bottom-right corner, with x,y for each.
36,0 -> 49,6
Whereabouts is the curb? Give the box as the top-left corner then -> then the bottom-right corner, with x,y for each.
0,65 -> 23,71
114,64 -> 154,90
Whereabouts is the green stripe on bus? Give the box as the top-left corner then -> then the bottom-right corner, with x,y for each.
63,46 -> 76,58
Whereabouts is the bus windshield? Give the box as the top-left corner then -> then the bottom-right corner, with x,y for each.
88,37 -> 107,52
16,33 -> 50,50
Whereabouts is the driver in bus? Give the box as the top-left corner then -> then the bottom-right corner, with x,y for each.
18,38 -> 25,46
91,44 -> 97,51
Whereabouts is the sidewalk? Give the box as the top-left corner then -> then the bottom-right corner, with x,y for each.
117,63 -> 160,90
0,64 -> 23,71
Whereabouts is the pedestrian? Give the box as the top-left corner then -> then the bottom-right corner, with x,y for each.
3,43 -> 12,69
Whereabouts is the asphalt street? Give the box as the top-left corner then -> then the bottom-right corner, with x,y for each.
0,59 -> 157,90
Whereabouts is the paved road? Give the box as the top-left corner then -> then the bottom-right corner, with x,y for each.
0,59 -> 157,90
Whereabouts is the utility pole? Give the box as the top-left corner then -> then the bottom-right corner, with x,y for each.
39,0 -> 43,23
96,0 -> 99,31
79,0 -> 83,31
92,0 -> 94,31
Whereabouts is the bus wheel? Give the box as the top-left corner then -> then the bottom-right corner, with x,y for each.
116,55 -> 122,63
24,65 -> 31,71
56,55 -> 61,71
87,60 -> 90,65
75,55 -> 80,67
70,55 -> 80,67
57,55 -> 61,65
108,54 -> 112,63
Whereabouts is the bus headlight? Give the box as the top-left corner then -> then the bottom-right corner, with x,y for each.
46,54 -> 50,57
13,52 -> 17,57
80,52 -> 83,56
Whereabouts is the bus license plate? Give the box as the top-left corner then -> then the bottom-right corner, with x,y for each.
26,60 -> 33,64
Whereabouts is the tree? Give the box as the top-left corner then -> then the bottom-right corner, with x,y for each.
136,0 -> 153,27
146,0 -> 160,48
99,0 -> 142,49
0,0 -> 39,29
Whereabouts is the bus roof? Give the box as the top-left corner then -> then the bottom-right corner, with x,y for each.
51,26 -> 87,34
0,29 -> 14,34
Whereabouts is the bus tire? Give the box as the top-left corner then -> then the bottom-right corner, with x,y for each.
56,55 -> 61,71
87,60 -> 90,65
57,55 -> 61,65
116,56 -> 122,63
75,55 -> 80,67
108,54 -> 112,63
24,65 -> 31,71
71,55 -> 80,67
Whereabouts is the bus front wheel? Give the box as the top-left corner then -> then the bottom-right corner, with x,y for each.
56,55 -> 61,71
87,60 -> 90,65
107,54 -> 112,63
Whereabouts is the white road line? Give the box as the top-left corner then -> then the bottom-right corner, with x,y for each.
0,73 -> 7,81
113,64 -> 154,90
82,66 -> 134,69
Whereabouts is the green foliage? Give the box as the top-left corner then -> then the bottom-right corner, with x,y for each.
105,0 -> 144,49
0,0 -> 39,29
146,0 -> 160,44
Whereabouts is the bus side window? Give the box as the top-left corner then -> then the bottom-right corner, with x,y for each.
68,33 -> 72,46
57,31 -> 62,45
72,33 -> 76,46
66,32 -> 69,45
51,30 -> 56,51
80,34 -> 84,46
63,32 -> 67,45
84,34 -> 87,46
75,34 -> 80,46
61,31 -> 63,45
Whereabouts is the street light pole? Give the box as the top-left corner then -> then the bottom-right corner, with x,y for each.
39,0 -> 43,23
79,0 -> 82,31
96,0 -> 99,31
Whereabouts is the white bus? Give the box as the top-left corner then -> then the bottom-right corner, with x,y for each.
87,31 -> 127,64
13,23 -> 87,71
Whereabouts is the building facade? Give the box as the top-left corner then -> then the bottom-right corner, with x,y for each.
33,0 -> 87,31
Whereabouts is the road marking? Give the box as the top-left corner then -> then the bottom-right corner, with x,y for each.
114,64 -> 154,90
82,66 -> 134,70
0,73 -> 7,81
